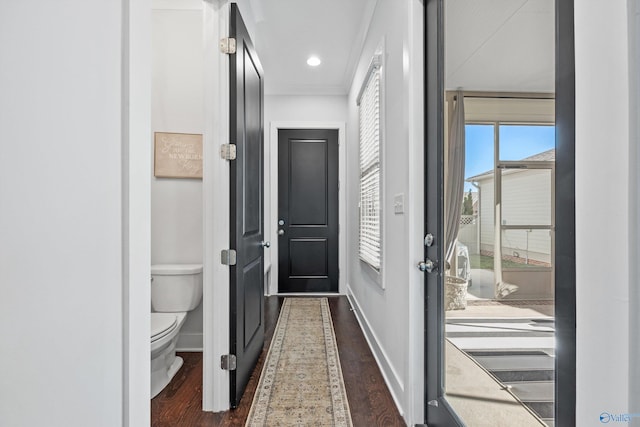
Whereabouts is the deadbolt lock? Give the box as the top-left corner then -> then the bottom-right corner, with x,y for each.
424,233 -> 434,247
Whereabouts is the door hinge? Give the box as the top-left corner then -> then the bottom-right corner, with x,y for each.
220,354 -> 237,371
220,37 -> 237,54
220,143 -> 237,160
221,249 -> 237,266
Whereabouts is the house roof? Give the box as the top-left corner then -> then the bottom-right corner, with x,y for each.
466,148 -> 555,182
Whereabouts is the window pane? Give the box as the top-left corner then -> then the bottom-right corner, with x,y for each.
358,68 -> 381,270
464,124 -> 495,192
499,124 -> 555,161
501,168 -> 552,226
501,229 -> 552,268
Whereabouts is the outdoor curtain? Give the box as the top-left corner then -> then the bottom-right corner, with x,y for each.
445,90 -> 465,263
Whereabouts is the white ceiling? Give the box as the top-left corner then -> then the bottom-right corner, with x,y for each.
249,0 -> 555,96
251,0 -> 378,95
445,0 -> 555,92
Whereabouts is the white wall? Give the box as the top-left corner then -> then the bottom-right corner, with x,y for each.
233,0 -> 258,43
631,0 -> 640,418
575,1 -> 636,424
265,95 -> 348,123
152,7 -> 204,350
345,0 -> 424,423
0,1 -> 138,425
347,0 -> 408,404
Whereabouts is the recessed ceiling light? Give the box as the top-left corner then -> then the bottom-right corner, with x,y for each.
306,56 -> 321,67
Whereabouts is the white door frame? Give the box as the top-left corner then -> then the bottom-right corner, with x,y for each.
202,0 -> 231,412
125,0 -> 232,418
123,0 -> 152,426
268,122 -> 347,296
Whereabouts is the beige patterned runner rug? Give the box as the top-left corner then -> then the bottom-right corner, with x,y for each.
245,298 -> 353,427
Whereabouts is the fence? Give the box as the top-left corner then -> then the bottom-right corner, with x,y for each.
457,215 -> 478,254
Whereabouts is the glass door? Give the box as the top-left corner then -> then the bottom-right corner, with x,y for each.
496,125 -> 555,303
423,0 -> 462,424
423,0 -> 559,425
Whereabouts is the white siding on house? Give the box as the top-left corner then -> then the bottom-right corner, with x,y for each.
501,169 -> 552,226
476,169 -> 552,264
478,177 -> 495,252
501,229 -> 551,265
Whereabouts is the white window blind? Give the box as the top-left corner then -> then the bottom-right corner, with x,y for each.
358,57 -> 382,271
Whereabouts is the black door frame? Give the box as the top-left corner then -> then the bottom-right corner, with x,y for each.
553,0 -> 576,424
423,0 -> 576,425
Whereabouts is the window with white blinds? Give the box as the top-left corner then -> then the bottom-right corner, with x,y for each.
358,58 -> 382,271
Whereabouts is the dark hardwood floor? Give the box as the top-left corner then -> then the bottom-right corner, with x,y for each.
151,296 -> 406,426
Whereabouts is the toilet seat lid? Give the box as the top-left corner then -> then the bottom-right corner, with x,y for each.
151,313 -> 178,341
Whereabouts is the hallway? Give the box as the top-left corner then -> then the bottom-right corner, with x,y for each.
151,296 -> 405,426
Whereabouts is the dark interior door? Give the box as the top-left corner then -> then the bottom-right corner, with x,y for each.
278,129 -> 339,293
229,3 -> 265,408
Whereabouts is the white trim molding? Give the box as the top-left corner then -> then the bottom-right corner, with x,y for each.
346,285 -> 405,416
202,0 -> 231,412
176,333 -> 203,352
123,0 -> 152,425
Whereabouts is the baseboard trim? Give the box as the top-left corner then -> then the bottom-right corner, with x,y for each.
176,332 -> 203,352
346,285 -> 405,417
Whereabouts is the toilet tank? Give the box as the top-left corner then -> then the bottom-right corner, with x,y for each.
151,264 -> 203,312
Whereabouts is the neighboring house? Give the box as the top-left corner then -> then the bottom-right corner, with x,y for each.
464,149 -> 554,267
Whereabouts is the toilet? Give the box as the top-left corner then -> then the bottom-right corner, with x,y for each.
150,263 -> 203,399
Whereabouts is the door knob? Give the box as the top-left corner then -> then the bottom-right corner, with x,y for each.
418,259 -> 437,273
261,241 -> 271,248
278,229 -> 285,236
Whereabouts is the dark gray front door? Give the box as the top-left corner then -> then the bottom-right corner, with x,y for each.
277,129 -> 339,293
229,3 -> 265,408
423,1 -> 461,424
422,0 -> 576,425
